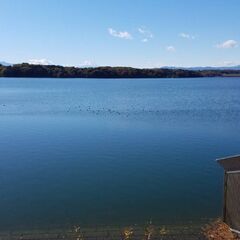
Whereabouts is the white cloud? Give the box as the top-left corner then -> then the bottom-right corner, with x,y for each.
214,61 -> 240,67
28,58 -> 53,65
179,33 -> 195,39
138,27 -> 145,34
78,60 -> 97,68
138,27 -> 153,42
221,61 -> 237,66
142,38 -> 148,43
166,46 -> 175,52
138,27 -> 153,38
108,28 -> 132,40
216,40 -> 238,49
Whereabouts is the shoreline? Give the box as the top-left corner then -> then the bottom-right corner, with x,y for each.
1,63 -> 240,79
0,221 -> 208,239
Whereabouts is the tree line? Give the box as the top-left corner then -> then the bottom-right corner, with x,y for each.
0,63 -> 239,78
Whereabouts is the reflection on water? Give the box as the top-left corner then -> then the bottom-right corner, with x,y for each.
0,77 -> 240,230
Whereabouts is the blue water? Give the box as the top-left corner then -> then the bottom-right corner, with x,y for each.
0,77 -> 240,230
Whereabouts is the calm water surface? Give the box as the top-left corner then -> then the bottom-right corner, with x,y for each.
0,77 -> 240,230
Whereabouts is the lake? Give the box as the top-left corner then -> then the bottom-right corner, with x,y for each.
0,77 -> 240,230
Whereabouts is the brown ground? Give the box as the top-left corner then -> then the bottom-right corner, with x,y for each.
203,219 -> 240,240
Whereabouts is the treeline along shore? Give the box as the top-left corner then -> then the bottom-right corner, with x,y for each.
1,63 -> 240,78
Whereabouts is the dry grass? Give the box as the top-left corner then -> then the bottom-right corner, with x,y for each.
73,225 -> 84,240
203,219 -> 240,240
123,227 -> 134,240
144,225 -> 155,240
159,226 -> 168,235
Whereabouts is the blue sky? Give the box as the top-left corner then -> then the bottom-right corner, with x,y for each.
0,0 -> 240,67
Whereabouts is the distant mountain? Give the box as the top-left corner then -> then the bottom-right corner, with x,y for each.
187,66 -> 240,71
162,65 -> 240,71
0,61 -> 12,66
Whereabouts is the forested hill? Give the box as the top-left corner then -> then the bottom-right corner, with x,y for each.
0,63 -> 240,78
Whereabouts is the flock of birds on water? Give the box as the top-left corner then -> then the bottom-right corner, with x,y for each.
5,104 -> 160,115
1,103 -> 235,121
65,105 -> 164,117
0,102 -> 176,118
